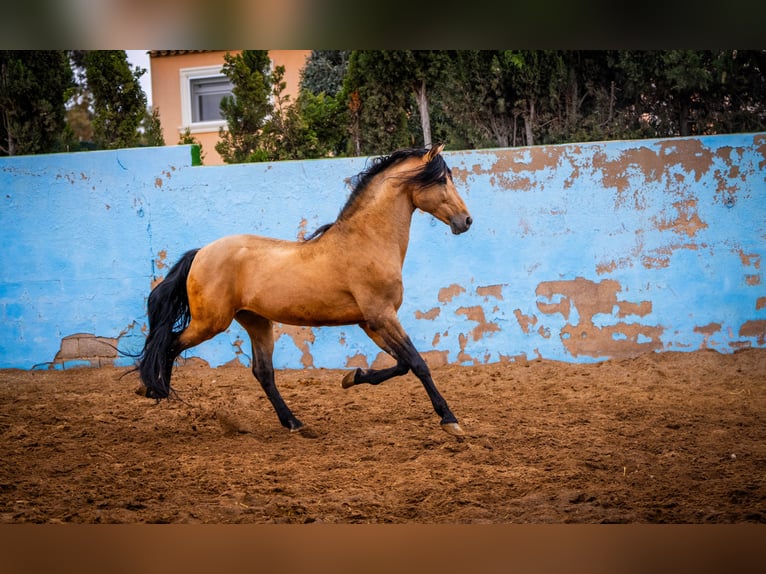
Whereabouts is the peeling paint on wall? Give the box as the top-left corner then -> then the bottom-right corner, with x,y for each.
1,134 -> 764,369
739,320 -> 766,345
477,284 -> 504,300
535,278 -> 663,359
438,284 -> 466,304
274,324 -> 316,368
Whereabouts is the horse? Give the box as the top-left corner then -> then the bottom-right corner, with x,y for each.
136,144 -> 472,437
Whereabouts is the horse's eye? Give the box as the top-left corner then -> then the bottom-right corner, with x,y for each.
438,175 -> 448,185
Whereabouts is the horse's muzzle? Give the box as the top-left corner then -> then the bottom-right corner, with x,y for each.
450,214 -> 473,235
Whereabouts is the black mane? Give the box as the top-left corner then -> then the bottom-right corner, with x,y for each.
304,147 -> 450,241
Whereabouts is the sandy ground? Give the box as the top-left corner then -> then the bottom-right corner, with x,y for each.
1,348 -> 764,524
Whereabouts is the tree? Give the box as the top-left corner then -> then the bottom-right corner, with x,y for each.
82,50 -> 148,149
339,50 -> 450,155
611,50 -> 766,139
0,50 -> 74,156
300,50 -> 350,97
215,49 -> 766,162
341,51 -> 414,155
503,50 -> 568,146
406,51 -> 451,147
217,50 -> 350,163
517,50 -> 631,145
65,89 -> 95,148
438,51 -> 520,148
215,50 -> 274,163
140,106 -> 164,147
261,64 -> 307,160
711,50 -> 766,134
298,50 -> 350,157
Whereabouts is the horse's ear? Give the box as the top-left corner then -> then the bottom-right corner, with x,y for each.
424,143 -> 445,163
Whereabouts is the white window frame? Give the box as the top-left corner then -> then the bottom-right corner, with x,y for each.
179,65 -> 232,134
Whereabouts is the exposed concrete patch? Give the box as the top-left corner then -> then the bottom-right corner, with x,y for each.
274,324 -> 316,368
151,250 -> 169,290
296,218 -> 308,240
457,147 -> 566,192
456,333 -> 476,365
617,300 -> 652,318
53,333 -> 119,368
536,277 -> 663,359
221,356 -> 247,368
592,146 -> 667,204
415,307 -> 440,320
559,322 -> 664,358
738,251 -> 761,269
739,320 -> 766,345
755,133 -> 766,169
421,350 -> 450,368
477,284 -> 504,300
536,294 -> 572,321
713,146 -> 749,206
345,353 -> 369,369
230,336 -> 248,364
694,322 -> 722,348
438,284 -> 466,304
371,352 -> 396,369
640,242 -> 702,270
596,233 -> 646,275
592,139 -> 716,210
154,250 -> 168,270
653,199 -> 708,238
513,309 -> 538,334
456,306 -> 501,342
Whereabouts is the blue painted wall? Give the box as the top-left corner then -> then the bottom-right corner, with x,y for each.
1,134 -> 764,370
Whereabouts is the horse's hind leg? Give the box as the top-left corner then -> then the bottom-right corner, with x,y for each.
235,311 -> 304,432
348,315 -> 464,438
342,323 -> 409,388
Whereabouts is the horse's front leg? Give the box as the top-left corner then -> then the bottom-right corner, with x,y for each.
346,316 -> 464,438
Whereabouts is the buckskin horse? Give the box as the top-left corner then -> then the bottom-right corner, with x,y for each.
137,144 -> 472,437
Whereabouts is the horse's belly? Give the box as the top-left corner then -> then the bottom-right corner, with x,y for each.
246,287 -> 364,327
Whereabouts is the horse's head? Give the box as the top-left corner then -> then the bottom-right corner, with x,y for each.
411,144 -> 472,235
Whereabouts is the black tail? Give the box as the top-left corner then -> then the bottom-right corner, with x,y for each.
137,249 -> 199,399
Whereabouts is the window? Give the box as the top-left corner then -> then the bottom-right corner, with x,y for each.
179,66 -> 233,133
190,76 -> 231,122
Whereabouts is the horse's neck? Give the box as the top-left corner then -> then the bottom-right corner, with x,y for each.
339,180 -> 414,264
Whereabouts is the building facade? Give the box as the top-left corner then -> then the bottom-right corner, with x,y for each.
149,50 -> 311,165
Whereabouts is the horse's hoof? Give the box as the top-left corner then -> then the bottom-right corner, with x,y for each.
341,370 -> 357,389
441,422 -> 465,438
288,420 -> 305,432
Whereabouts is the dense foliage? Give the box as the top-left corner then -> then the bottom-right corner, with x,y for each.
1,51 -> 75,156
80,51 -> 150,149
1,50 -> 160,156
2,50 -> 764,160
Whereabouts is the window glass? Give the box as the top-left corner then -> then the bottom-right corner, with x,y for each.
189,76 -> 233,123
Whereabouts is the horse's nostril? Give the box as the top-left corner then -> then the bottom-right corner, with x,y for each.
466,216 -> 473,227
